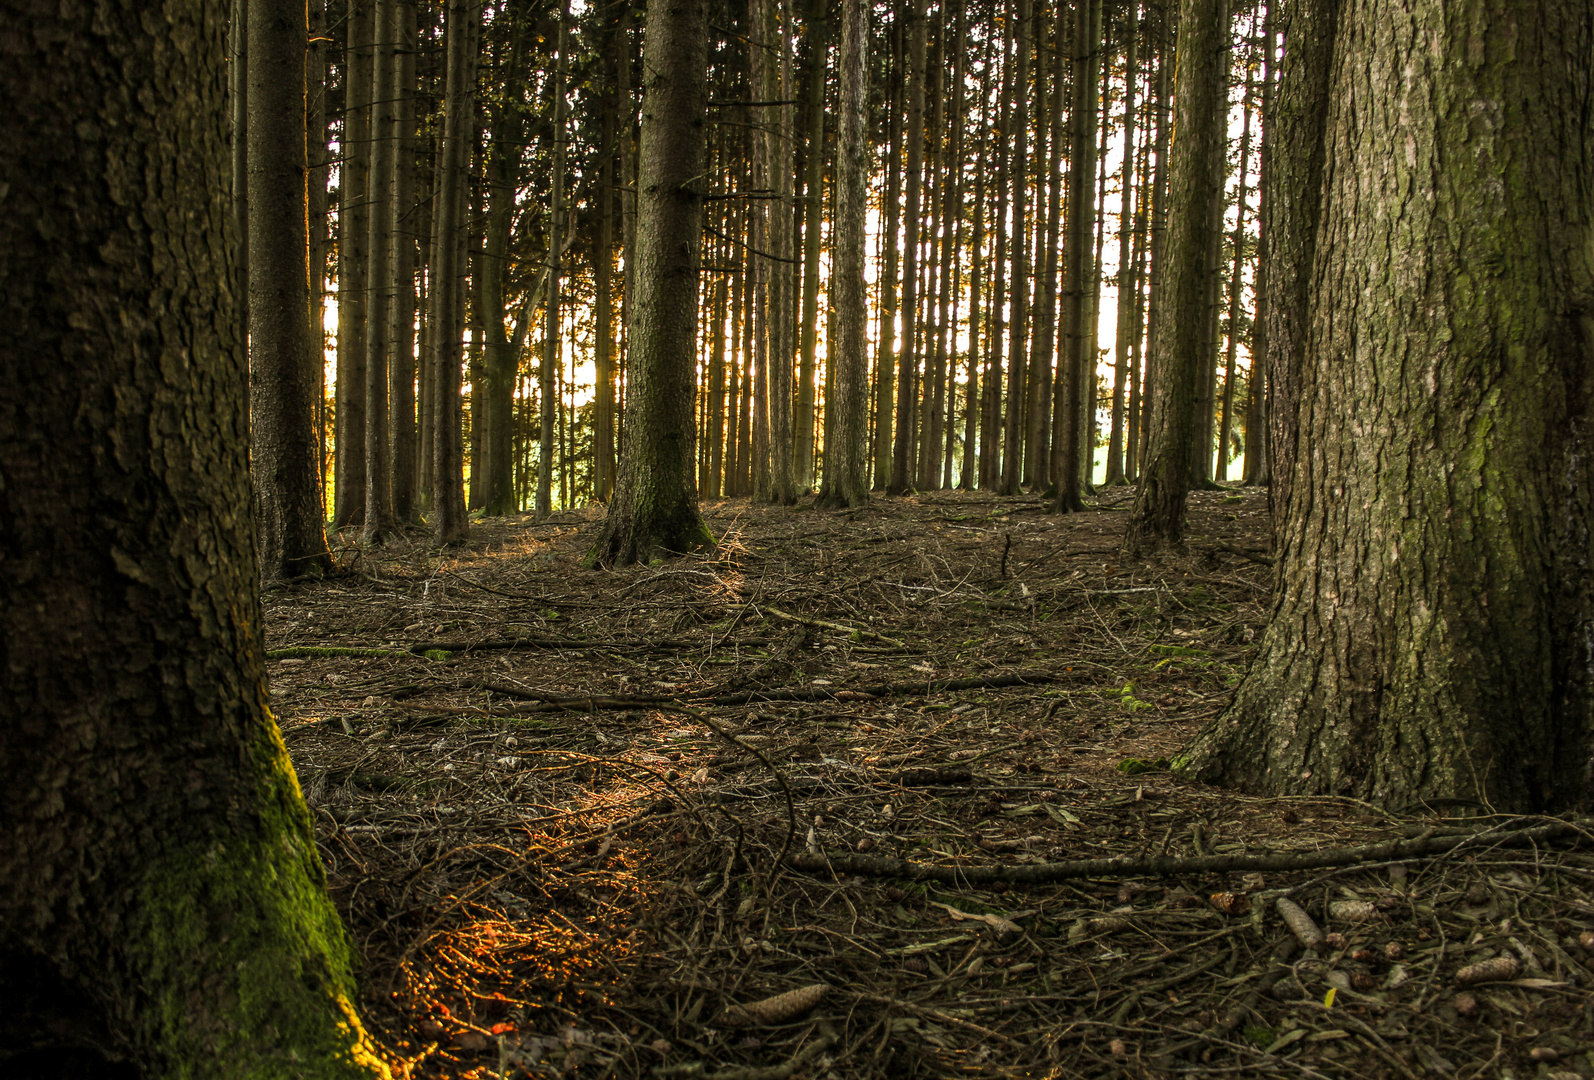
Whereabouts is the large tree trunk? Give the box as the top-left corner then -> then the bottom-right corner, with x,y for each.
1125,0 -> 1228,551
0,3 -> 388,1073
250,0 -> 334,580
817,0 -> 870,510
586,0 -> 714,566
1179,0 -> 1594,811
430,0 -> 476,546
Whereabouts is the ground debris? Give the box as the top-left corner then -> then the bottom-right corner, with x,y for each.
264,491 -> 1594,1079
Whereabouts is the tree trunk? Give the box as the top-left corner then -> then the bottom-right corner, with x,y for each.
887,0 -> 927,495
1104,9 -> 1137,486
0,3 -> 388,1071
872,18 -> 902,489
537,4 -> 570,517
595,8 -> 627,503
795,7 -> 828,494
1136,24 -> 1172,474
1027,6 -> 1063,493
1052,0 -> 1102,511
1240,3 -> 1275,488
1125,0 -> 1227,551
334,0 -> 373,528
362,0 -> 397,538
1179,0 -> 1594,812
249,0 -> 334,580
998,0 -> 1030,495
586,0 -> 715,566
982,10 -> 1015,490
388,0 -> 419,523
430,0 -> 476,545
817,0 -> 870,509
1215,46 -> 1255,483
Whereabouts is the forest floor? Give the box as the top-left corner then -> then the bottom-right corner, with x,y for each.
265,487 -> 1594,1080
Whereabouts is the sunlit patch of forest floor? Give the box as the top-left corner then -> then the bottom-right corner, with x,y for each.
266,487 -> 1594,1079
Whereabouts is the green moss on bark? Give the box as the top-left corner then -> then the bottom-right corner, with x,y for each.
126,729 -> 389,1078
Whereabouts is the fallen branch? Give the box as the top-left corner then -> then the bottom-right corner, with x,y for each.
733,603 -> 907,648
786,820 -> 1581,884
469,669 -> 1072,709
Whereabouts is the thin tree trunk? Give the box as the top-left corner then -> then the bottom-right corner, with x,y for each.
1126,0 -> 1228,550
1105,8 -> 1137,486
362,0 -> 397,538
998,0 -> 1031,495
1052,0 -> 1102,511
537,3 -> 570,516
1241,2 -> 1275,488
1215,42 -> 1255,483
795,8 -> 828,493
872,18 -> 902,488
588,0 -> 715,565
1136,22 -> 1172,474
887,0 -> 927,494
334,0 -> 373,528
982,11 -> 1014,490
817,0 -> 870,509
249,0 -> 334,579
430,0 -> 477,545
1027,5 -> 1062,492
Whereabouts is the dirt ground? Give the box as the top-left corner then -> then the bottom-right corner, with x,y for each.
265,488 -> 1594,1079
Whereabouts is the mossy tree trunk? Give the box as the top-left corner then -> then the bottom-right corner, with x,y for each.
249,0 -> 333,580
817,0 -> 871,510
0,2 -> 388,1074
1178,0 -> 1594,811
587,0 -> 715,566
1125,0 -> 1228,551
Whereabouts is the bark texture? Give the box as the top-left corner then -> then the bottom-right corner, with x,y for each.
1126,0 -> 1228,550
817,0 -> 870,510
249,0 -> 333,579
0,1 -> 386,1073
1180,0 -> 1594,811
586,0 -> 715,566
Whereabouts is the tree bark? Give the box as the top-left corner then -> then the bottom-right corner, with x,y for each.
586,0 -> 715,566
887,0 -> 927,495
997,0 -> 1031,495
1240,3 -> 1276,488
1180,0 -> 1594,812
0,1 -> 388,1071
817,0 -> 870,509
249,0 -> 334,580
1125,0 -> 1228,551
388,0 -> 419,523
362,0 -> 397,538
1053,0 -> 1103,511
872,17 -> 902,489
1105,9 -> 1137,486
430,0 -> 476,545
334,0 -> 374,529
795,6 -> 828,494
